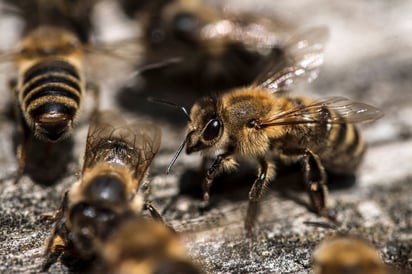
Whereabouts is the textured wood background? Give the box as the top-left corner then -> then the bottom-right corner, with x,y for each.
0,0 -> 411,273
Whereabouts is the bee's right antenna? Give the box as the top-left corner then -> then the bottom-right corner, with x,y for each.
166,131 -> 194,174
147,97 -> 191,122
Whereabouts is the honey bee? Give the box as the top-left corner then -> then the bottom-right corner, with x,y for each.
119,0 -> 292,93
166,27 -> 384,231
312,236 -> 387,274
43,111 -> 162,270
95,215 -> 203,274
3,26 -> 90,183
1,19 -> 146,182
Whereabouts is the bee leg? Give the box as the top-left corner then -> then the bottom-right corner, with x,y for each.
42,241 -> 65,272
245,158 -> 275,233
302,149 -> 336,221
203,151 -> 234,203
43,192 -> 69,271
143,202 -> 164,222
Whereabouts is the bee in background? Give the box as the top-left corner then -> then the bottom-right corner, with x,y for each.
166,27 -> 383,232
95,216 -> 203,274
2,0 -> 99,42
43,111 -> 162,270
0,0 -> 146,183
1,25 -> 89,183
312,236 -> 388,274
0,0 -> 96,183
119,0 -> 292,93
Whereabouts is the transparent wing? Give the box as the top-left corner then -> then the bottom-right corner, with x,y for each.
253,27 -> 328,93
0,50 -> 17,63
261,97 -> 384,127
83,111 -> 161,182
84,38 -> 181,82
84,38 -> 145,65
128,121 -> 161,183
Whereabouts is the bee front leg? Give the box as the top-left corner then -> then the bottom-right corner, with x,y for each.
43,192 -> 69,271
245,158 -> 275,233
203,151 -> 235,203
302,149 -> 336,221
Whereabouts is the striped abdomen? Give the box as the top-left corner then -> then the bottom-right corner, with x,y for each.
19,59 -> 83,141
313,105 -> 365,174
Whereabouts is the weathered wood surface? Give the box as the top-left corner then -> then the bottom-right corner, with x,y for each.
0,0 -> 411,273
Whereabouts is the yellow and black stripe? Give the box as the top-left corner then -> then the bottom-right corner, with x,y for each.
317,106 -> 365,174
20,59 -> 82,141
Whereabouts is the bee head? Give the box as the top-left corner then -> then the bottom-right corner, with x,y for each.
161,96 -> 222,174
186,97 -> 223,154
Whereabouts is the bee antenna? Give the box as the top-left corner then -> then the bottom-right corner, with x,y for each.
136,57 -> 181,75
147,97 -> 191,122
166,131 -> 193,174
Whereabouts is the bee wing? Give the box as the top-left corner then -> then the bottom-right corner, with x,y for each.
261,97 -> 384,127
253,27 -> 328,94
0,50 -> 17,63
83,111 -> 161,181
84,39 -> 180,82
84,38 -> 144,64
83,111 -> 127,172
128,121 -> 161,183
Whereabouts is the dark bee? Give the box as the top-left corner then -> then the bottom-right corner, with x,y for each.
6,26 -> 90,183
43,111 -> 162,270
2,0 -> 98,42
119,0 -> 292,93
312,236 -> 387,274
166,27 -> 383,231
0,0 -> 145,182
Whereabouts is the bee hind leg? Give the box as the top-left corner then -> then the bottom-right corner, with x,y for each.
245,158 -> 275,235
302,149 -> 336,221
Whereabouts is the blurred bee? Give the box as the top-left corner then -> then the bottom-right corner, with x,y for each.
1,0 -> 98,42
166,27 -> 384,231
0,0 -> 146,182
119,0 -> 292,93
43,111 -> 162,270
95,216 -> 203,274
312,236 -> 387,274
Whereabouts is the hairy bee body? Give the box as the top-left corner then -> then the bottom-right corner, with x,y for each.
217,88 -> 364,174
44,112 -> 201,273
120,0 -> 290,92
168,27 -> 383,231
16,26 -> 85,141
97,216 -> 202,274
43,111 -> 162,269
312,236 -> 387,274
16,27 -> 85,142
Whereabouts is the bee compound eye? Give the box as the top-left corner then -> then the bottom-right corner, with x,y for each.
203,119 -> 221,141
